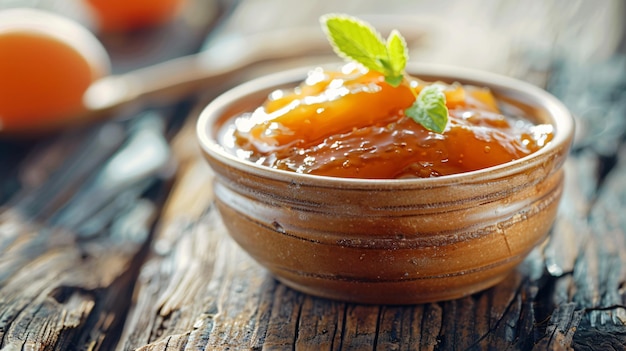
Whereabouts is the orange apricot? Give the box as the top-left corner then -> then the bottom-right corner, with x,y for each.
85,0 -> 186,32
0,8 -> 110,134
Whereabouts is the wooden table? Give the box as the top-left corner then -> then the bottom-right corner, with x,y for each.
1,1 -> 625,350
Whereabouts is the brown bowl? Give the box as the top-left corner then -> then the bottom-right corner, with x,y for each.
196,63 -> 574,304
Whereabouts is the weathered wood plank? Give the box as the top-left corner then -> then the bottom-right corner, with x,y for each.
294,296 -> 343,350
374,305 -> 414,351
0,219 -> 148,350
117,121 -> 278,351
568,144 -> 626,350
338,305 -> 380,350
416,303 -> 442,350
528,146 -> 626,351
0,114 -> 175,351
115,120 -> 219,350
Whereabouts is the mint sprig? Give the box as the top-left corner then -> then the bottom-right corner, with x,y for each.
321,14 -> 405,87
405,85 -> 448,133
321,14 -> 448,133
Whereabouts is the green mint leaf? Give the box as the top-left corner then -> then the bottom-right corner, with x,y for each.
386,30 -> 407,75
321,14 -> 407,87
405,85 -> 448,133
321,14 -> 447,134
322,14 -> 388,73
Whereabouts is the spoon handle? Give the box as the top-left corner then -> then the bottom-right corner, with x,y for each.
83,27 -> 329,114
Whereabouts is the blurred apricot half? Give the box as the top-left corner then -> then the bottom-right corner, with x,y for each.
85,0 -> 186,32
0,8 -> 110,134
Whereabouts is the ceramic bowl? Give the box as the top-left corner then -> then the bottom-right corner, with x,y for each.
196,63 -> 574,304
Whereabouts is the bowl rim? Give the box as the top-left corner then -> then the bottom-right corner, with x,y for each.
197,62 -> 574,187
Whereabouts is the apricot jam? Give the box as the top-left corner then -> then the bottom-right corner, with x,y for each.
222,64 -> 554,179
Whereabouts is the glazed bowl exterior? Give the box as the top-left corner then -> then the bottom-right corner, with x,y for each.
196,63 -> 574,305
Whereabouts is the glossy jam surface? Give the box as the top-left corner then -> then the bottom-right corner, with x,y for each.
221,64 -> 554,179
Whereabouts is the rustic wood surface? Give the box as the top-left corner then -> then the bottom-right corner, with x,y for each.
0,1 -> 625,350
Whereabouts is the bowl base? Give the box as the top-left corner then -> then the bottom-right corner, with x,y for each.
271,265 -> 517,305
